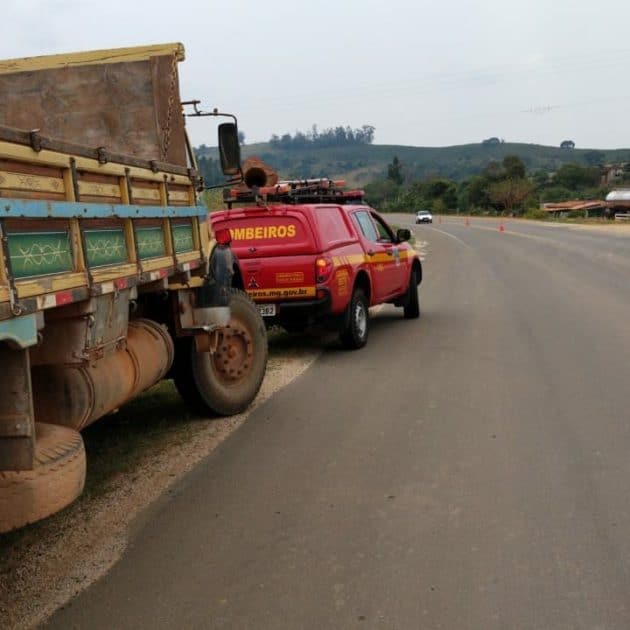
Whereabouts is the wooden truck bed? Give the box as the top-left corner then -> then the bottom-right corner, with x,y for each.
0,43 -> 188,167
0,125 -> 208,349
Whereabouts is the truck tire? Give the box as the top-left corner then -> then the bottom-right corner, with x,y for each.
403,270 -> 420,319
0,423 -> 86,533
174,289 -> 268,416
340,288 -> 369,350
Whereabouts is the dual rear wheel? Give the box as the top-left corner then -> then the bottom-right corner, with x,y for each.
0,423 -> 86,533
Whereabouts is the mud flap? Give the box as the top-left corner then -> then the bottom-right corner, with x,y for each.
199,244 -> 234,309
0,345 -> 35,471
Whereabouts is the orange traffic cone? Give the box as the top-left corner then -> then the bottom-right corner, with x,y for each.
465,217 -> 470,227
499,222 -> 505,232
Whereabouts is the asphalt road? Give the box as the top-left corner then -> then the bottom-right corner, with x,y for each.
48,218 -> 630,629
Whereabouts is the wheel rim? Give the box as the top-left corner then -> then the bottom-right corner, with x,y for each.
354,300 -> 367,339
211,319 -> 254,386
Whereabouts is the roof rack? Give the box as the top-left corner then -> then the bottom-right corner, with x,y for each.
223,177 -> 365,208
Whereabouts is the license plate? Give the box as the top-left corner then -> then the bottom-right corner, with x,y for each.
257,304 -> 276,317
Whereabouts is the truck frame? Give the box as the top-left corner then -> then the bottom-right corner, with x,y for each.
0,44 -> 267,532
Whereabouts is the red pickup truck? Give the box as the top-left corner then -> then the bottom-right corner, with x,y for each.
211,179 -> 422,349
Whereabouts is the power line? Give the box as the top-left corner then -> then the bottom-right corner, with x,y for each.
200,48 -> 630,113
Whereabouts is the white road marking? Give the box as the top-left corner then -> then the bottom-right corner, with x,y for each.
414,239 -> 430,262
425,227 -> 473,249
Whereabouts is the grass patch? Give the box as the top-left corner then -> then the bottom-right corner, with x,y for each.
79,381 -> 199,498
80,327 -> 312,497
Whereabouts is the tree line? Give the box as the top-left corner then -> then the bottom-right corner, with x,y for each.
195,123 -> 376,186
269,124 -> 375,150
196,155 -> 224,187
365,154 -> 620,217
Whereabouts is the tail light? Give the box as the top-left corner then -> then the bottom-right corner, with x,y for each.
315,257 -> 333,283
215,228 -> 232,245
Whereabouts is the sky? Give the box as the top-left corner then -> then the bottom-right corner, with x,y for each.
3,0 -> 630,149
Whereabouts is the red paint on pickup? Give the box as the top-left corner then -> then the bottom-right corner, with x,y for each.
211,203 -> 422,338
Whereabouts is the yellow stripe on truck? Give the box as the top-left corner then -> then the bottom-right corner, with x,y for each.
247,286 -> 316,299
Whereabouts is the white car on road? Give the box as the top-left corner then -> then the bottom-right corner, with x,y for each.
415,210 -> 433,224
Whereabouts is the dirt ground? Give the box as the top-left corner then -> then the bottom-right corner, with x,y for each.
0,334 -> 320,630
440,215 -> 630,234
520,218 -> 630,236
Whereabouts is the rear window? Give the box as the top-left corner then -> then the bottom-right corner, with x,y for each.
312,206 -> 353,247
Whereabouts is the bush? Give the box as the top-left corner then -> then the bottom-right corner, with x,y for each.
432,198 -> 447,214
540,186 -> 573,203
568,209 -> 588,219
524,207 -> 548,220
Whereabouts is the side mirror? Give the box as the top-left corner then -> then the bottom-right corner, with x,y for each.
396,228 -> 411,243
218,122 -> 242,176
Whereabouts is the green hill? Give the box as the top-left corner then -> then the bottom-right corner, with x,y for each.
197,142 -> 630,188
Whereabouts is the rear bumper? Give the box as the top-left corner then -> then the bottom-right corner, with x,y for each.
265,288 -> 334,328
276,288 -> 332,318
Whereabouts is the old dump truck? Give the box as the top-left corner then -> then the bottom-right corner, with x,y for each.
0,43 -> 267,532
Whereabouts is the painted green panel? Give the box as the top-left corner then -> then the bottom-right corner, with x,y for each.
172,223 -> 194,253
7,231 -> 73,278
84,229 -> 128,267
136,226 -> 166,260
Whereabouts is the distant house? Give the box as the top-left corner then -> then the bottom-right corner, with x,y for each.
601,164 -> 625,186
542,200 -> 607,218
560,140 -> 575,149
